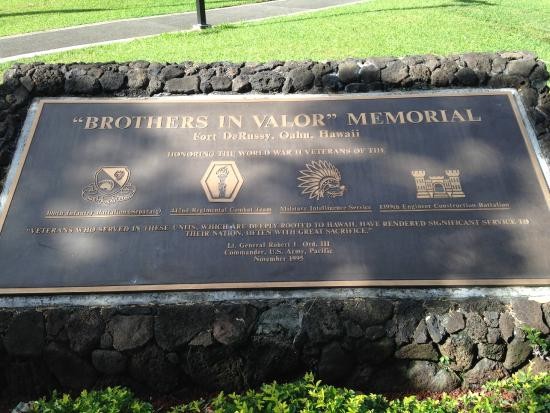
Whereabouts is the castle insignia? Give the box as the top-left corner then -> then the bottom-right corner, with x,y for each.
298,160 -> 346,200
82,166 -> 136,204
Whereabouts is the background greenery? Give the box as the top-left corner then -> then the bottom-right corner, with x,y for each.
1,0 -> 549,77
31,371 -> 550,413
0,0 -> 265,37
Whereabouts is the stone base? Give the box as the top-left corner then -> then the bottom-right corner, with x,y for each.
0,290 -> 549,402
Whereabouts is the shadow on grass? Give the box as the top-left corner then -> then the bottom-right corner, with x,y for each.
193,0 -> 497,37
0,0 -> 264,19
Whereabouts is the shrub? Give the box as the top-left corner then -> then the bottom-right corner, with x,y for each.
32,387 -> 153,413
29,371 -> 549,413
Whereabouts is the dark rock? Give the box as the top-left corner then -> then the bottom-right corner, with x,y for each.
213,318 -> 246,345
478,343 -> 506,361
519,86 -> 538,108
87,67 -> 103,79
189,331 -> 214,347
166,352 -> 179,364
106,315 -> 153,351
232,75 -> 251,93
512,299 -> 549,333
255,305 -> 301,338
341,299 -> 394,328
455,67 -> 479,86
164,76 -> 200,94
11,86 -> 29,107
129,344 -> 178,393
530,62 -> 550,89
44,309 -> 69,339
302,301 -> 343,344
100,332 -> 113,349
488,74 -> 525,89
250,72 -> 285,92
116,304 -> 153,315
19,76 -> 34,93
505,59 -> 537,77
408,64 -> 431,84
321,73 -> 343,91
212,305 -> 257,346
99,72 -> 125,93
318,342 -> 353,384
344,83 -> 370,93
430,59 -> 458,86
487,328 -> 501,344
3,360 -> 55,401
491,56 -> 507,74
92,350 -> 126,375
148,62 -> 164,77
442,311 -> 465,334
390,301 -> 423,345
0,310 -> 13,334
359,62 -> 381,83
463,358 -> 508,389
155,305 -> 215,351
425,315 -> 446,343
130,60 -> 149,69
31,67 -> 64,95
45,343 -> 97,389
407,361 -> 461,392
430,68 -> 451,86
395,343 -> 439,361
466,312 -> 488,343
312,62 -> 333,79
65,75 -> 100,94
504,338 -> 532,370
413,319 -> 430,343
500,312 -> 515,342
367,360 -> 409,393
201,80 -> 214,94
146,76 -> 163,95
66,309 -> 104,354
355,337 -> 394,365
126,68 -> 148,89
3,311 -> 44,356
483,311 -> 500,328
381,60 -> 408,84
210,76 -> 232,91
363,325 -> 385,341
3,77 -> 20,93
160,65 -> 184,81
543,303 -> 550,330
338,60 -> 361,83
185,346 -> 245,392
286,68 -> 314,92
438,333 -> 475,372
247,336 -> 303,386
344,320 -> 363,338
463,53 -> 492,73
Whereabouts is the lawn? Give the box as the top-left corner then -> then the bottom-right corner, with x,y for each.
1,0 -> 550,76
0,0 -> 264,37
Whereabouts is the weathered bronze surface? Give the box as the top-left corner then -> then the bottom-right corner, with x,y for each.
1,91 -> 549,293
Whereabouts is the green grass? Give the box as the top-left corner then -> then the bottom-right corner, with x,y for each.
1,0 -> 549,78
0,0 -> 264,37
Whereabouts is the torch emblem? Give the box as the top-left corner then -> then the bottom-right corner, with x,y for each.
201,161 -> 243,203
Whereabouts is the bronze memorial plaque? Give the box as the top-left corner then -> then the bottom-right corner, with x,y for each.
0,90 -> 549,293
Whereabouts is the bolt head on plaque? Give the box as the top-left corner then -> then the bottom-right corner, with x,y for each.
201,161 -> 243,202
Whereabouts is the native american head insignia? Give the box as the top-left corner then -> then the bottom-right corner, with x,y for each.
82,166 -> 136,204
297,160 -> 346,200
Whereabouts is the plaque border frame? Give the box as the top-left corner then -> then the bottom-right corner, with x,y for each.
1,89 -> 549,294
